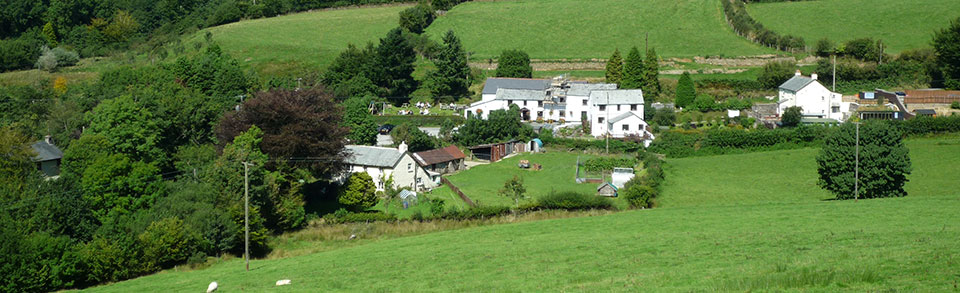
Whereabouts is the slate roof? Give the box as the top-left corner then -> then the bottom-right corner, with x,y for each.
412,145 -> 466,166
915,109 -> 937,115
496,88 -> 547,101
590,89 -> 644,105
481,78 -> 550,95
344,145 -> 404,168
779,76 -> 816,92
608,111 -> 642,124
566,83 -> 617,96
31,140 -> 63,162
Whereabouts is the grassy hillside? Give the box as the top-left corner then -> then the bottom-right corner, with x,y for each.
747,0 -> 960,54
191,4 -> 412,75
425,0 -> 775,61
87,136 -> 960,291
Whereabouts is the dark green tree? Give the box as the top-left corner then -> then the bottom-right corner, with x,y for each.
342,97 -> 378,146
391,123 -> 436,152
814,38 -> 835,57
781,106 -> 802,127
373,28 -> 418,100
934,17 -> 960,89
652,107 -> 676,127
428,30 -> 472,103
621,47 -> 643,89
339,172 -> 378,211
398,2 -> 436,34
674,72 -> 696,108
758,60 -> 797,89
86,95 -> 165,164
816,121 -> 911,199
641,48 -> 662,98
495,49 -> 532,78
605,48 -> 623,85
322,43 -> 378,98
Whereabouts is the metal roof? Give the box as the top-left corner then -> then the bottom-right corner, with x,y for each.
608,111 -> 642,124
779,76 -> 816,92
566,83 -> 617,96
398,189 -> 417,200
413,145 -> 466,166
344,145 -> 405,168
31,140 -> 63,162
496,88 -> 547,101
481,78 -> 550,95
590,89 -> 644,105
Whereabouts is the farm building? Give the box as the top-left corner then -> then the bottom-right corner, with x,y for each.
468,140 -> 530,162
413,145 -> 467,184
597,182 -> 618,197
342,143 -> 436,192
31,136 -> 63,178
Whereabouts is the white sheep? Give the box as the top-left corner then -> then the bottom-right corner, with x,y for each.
206,281 -> 218,293
276,279 -> 292,286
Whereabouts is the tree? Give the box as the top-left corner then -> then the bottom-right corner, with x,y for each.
934,17 -> 960,89
816,121 -> 911,199
428,30 -> 472,103
781,106 -> 802,127
621,47 -> 644,89
432,0 -> 457,10
674,72 -> 696,108
652,107 -> 676,127
498,175 -> 526,208
495,49 -> 532,78
758,60 -> 797,89
641,48 -> 662,98
0,126 -> 36,189
86,95 -> 165,164
391,123 -> 435,152
342,97 -> 378,146
605,49 -> 623,85
439,118 -> 455,140
814,38 -> 835,57
372,28 -> 418,99
843,38 -> 882,61
339,172 -> 378,211
322,43 -> 378,98
398,2 -> 436,34
216,87 -> 349,177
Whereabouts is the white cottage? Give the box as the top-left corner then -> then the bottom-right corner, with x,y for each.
778,71 -> 853,121
343,143 -> 436,192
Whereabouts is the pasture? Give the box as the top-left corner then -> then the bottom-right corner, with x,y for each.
747,0 -> 960,54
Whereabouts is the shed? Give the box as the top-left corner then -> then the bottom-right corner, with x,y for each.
412,145 -> 466,174
31,136 -> 63,178
468,140 -> 526,162
914,109 -> 937,117
397,190 -> 418,208
597,182 -> 618,197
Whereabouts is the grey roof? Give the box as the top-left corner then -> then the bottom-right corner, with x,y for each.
566,83 -> 618,96
590,89 -> 644,105
779,76 -> 816,92
496,88 -> 546,101
608,111 -> 642,124
344,145 -> 405,168
398,189 -> 418,200
31,140 -> 63,162
481,78 -> 550,95
915,109 -> 937,115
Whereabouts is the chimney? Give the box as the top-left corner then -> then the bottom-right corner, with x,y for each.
398,141 -> 408,153
44,135 -> 53,145
795,70 -> 801,76
811,73 -> 818,80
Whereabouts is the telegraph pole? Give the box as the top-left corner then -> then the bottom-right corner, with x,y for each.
854,123 -> 859,202
243,162 -> 251,271
832,55 -> 836,92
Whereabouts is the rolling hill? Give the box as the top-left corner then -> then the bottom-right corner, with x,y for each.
747,0 -> 960,54
85,136 -> 960,291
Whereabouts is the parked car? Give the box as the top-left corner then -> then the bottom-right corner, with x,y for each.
378,124 -> 395,134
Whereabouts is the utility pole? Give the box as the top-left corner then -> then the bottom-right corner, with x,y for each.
243,162 -> 251,271
854,123 -> 859,202
832,55 -> 836,92
645,32 -> 649,53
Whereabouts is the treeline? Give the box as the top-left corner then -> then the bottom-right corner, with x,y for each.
721,0 -> 805,52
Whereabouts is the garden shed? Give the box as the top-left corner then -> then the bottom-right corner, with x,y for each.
597,182 -> 618,197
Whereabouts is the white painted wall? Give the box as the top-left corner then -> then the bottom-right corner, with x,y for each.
346,153 -> 436,192
779,79 -> 847,121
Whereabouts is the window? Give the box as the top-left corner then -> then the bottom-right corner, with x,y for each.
560,97 -> 565,103
622,124 -> 629,131
617,105 -> 621,111
538,101 -> 543,107
537,111 -> 543,117
508,100 -> 513,105
582,99 -> 587,106
407,163 -> 412,172
581,111 -> 587,119
416,177 -> 422,184
560,111 -> 565,117
599,105 -> 606,111
832,106 -> 840,113
598,117 -> 605,124
523,101 -> 527,106
631,104 -> 638,111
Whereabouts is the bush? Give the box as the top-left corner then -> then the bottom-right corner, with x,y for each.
817,121 -> 911,199
582,157 -> 637,172
438,206 -> 512,220
398,3 -> 436,34
952,101 -> 960,110
535,191 -> 613,210
137,217 -> 201,272
372,115 -> 465,127
622,183 -> 657,209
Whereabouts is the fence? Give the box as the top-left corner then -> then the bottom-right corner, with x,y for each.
905,97 -> 960,104
442,177 -> 476,208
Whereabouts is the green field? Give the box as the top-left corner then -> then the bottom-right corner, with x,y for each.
192,4 -> 411,75
426,0 -> 774,61
748,0 -> 960,54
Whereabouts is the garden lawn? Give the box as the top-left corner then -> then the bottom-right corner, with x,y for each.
425,0 -> 774,61
658,136 -> 960,208
747,0 -> 960,54
190,4 -> 411,75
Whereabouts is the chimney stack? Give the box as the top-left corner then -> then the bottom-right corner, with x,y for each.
44,135 -> 52,145
398,141 -> 408,153
811,73 -> 818,80
795,70 -> 801,76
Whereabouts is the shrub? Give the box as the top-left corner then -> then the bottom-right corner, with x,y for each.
338,172 -> 378,211
535,191 -> 613,210
951,101 -> 960,110
622,183 -> 657,209
398,3 -> 436,34
817,121 -> 911,199
582,157 -> 637,172
137,217 -> 201,272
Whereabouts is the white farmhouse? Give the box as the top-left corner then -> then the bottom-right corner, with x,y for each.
777,71 -> 853,121
466,77 -> 654,144
342,143 -> 436,192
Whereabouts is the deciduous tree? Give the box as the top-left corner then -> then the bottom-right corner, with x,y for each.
499,175 -> 526,209
816,121 -> 911,199
934,17 -> 960,89
495,49 -> 532,78
781,106 -> 802,127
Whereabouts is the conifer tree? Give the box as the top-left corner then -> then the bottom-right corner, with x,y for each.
621,47 -> 644,89
605,49 -> 623,86
428,30 -> 472,103
675,72 -> 696,108
373,27 -> 418,101
642,48 -> 662,98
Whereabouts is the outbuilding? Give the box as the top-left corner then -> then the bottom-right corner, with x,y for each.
597,182 -> 618,197
31,136 -> 63,178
